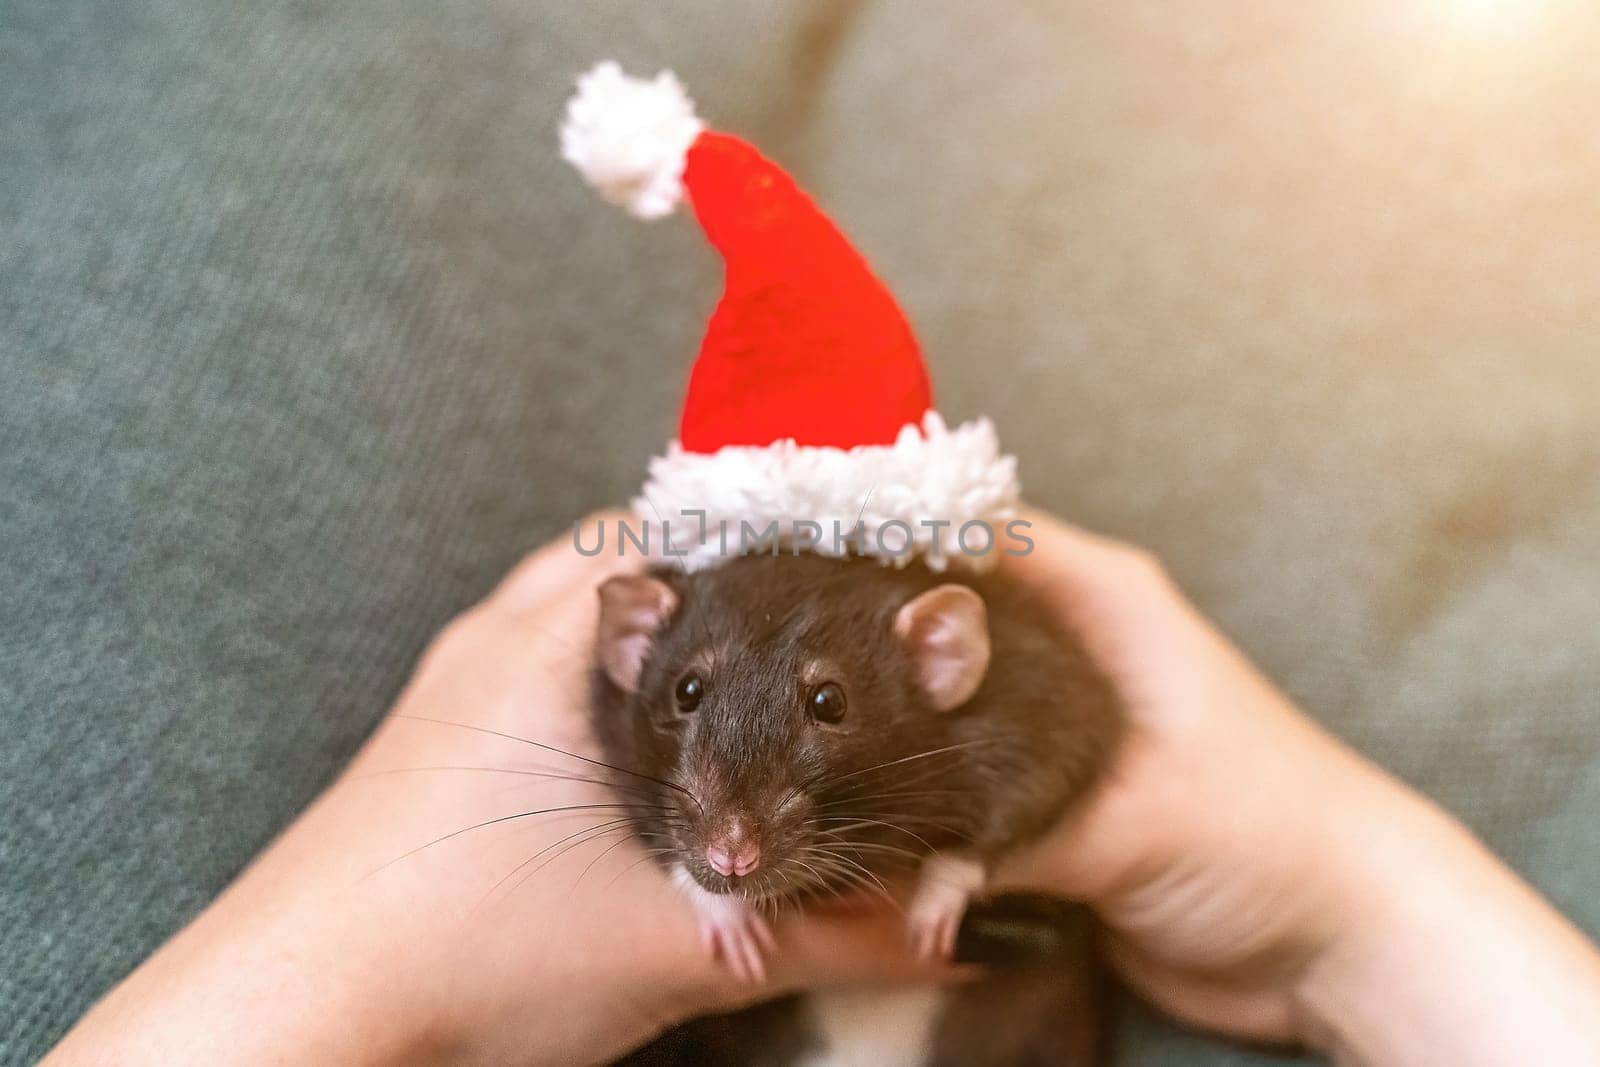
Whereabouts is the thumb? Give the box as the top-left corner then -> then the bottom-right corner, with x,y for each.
772,907 -> 956,990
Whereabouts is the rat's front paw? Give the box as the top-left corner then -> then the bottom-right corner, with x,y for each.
907,853 -> 986,961
677,871 -> 775,982
699,898 -> 774,983
907,886 -> 968,961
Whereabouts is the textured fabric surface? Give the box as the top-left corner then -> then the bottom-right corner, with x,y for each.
3,2 -> 1598,1063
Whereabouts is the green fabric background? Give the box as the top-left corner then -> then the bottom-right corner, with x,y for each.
3,2 -> 1597,1063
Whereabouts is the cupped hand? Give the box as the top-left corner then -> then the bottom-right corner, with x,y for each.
992,508 -> 1600,1063
46,516 -> 939,1067
48,509 -> 1600,1067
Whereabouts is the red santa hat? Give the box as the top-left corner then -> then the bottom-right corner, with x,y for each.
560,61 -> 1018,571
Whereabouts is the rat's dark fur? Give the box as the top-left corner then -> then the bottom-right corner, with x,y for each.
593,551 -> 1123,1066
590,552 -> 1123,906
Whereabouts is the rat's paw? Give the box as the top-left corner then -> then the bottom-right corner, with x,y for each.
696,895 -> 774,982
907,884 -> 968,961
906,853 -> 986,961
678,874 -> 775,982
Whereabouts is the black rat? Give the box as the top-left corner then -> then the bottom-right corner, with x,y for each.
590,551 -> 1122,986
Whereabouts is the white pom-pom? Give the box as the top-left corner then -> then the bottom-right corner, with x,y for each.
559,61 -> 704,220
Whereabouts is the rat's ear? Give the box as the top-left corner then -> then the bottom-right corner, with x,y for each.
893,584 -> 991,712
596,575 -> 679,693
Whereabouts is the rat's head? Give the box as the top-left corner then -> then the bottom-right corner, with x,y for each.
595,555 -> 991,904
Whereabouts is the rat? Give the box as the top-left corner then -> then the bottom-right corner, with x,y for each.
589,550 -> 1123,982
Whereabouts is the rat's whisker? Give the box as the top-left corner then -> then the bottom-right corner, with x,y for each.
811,787 -> 969,811
799,848 -> 898,911
574,831 -> 652,889
604,847 -> 678,890
392,714 -> 701,807
812,810 -> 973,830
800,844 -> 893,902
346,764 -> 664,799
791,856 -> 861,898
809,839 -> 926,865
781,854 -> 833,896
811,815 -> 959,852
863,759 -> 971,796
809,738 -> 1003,796
488,819 -> 643,905
369,802 -> 674,877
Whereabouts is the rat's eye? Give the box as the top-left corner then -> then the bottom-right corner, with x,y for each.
674,673 -> 705,712
808,682 -> 847,724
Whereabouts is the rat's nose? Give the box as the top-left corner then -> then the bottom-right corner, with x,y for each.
706,842 -> 760,877
706,822 -> 760,878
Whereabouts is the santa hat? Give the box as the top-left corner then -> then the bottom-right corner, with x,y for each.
560,61 -> 1018,571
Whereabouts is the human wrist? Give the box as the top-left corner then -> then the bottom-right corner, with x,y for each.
1293,776 -> 1600,1065
1290,778 -> 1470,1060
45,886 -> 442,1067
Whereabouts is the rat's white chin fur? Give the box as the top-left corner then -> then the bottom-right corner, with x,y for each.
632,411 -> 1020,573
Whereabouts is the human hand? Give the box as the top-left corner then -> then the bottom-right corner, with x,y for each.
44,516 -> 939,1067
993,508 -> 1600,1064
47,508 -> 1600,1067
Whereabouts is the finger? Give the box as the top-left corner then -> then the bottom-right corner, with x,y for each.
1001,505 -> 1157,596
999,504 -> 1191,653
492,510 -> 638,618
766,908 -> 956,992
